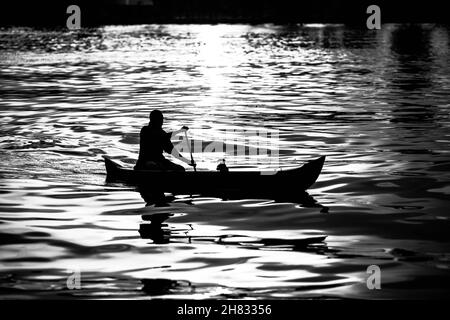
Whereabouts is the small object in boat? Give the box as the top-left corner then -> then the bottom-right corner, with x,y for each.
216,159 -> 229,173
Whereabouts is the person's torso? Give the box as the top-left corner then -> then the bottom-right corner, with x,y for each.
138,125 -> 169,161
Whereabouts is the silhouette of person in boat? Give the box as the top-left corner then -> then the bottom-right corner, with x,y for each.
135,110 -> 196,171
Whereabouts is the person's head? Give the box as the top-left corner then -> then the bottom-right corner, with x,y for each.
149,110 -> 163,128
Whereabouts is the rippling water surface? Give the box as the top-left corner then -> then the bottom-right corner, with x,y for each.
1,24 -> 450,299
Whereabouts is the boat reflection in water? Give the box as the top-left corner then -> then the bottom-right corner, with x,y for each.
136,183 -> 329,211
137,185 -> 330,254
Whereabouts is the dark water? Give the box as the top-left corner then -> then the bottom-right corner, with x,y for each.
1,24 -> 450,299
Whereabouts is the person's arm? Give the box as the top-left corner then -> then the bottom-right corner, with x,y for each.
170,149 -> 195,166
169,126 -> 189,138
163,132 -> 196,167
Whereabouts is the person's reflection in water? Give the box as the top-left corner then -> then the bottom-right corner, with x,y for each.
134,109 -> 196,171
139,213 -> 172,244
137,185 -> 173,207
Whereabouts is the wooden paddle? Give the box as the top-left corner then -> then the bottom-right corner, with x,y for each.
184,131 -> 196,172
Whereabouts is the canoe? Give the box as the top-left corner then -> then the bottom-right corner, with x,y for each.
103,155 -> 325,193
